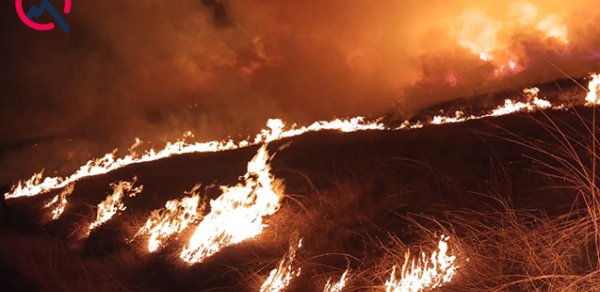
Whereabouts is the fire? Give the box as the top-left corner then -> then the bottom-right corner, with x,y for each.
44,183 -> 75,220
133,185 -> 204,252
490,97 -> 545,116
180,144 -> 285,263
7,117 -> 382,200
385,236 -> 458,292
431,111 -> 466,125
257,117 -> 385,144
456,10 -> 501,63
7,75 -> 600,204
430,87 -> 552,126
455,3 -> 568,73
585,73 -> 600,105
323,269 -> 349,292
537,15 -> 568,44
88,177 -> 143,233
260,239 -> 303,292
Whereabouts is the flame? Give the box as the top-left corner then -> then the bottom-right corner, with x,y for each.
180,144 -> 284,263
385,236 -> 458,292
429,87 -> 552,126
257,117 -> 386,144
490,97 -> 545,116
134,185 -> 204,252
456,3 -> 568,72
323,269 -> 349,292
260,239 -> 303,292
7,117 -> 382,200
537,15 -> 568,44
456,10 -> 501,62
44,183 -> 75,220
8,75 -> 600,203
585,73 -> 600,105
88,177 -> 143,233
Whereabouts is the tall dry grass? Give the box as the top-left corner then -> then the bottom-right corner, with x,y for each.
5,108 -> 600,291
392,107 -> 600,291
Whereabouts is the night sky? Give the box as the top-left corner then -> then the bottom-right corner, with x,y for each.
2,0 -> 600,182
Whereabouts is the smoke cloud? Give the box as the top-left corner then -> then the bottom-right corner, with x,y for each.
1,0 -> 600,181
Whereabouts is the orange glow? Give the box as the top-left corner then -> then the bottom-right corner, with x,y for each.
456,3 -> 568,73
455,10 -> 501,62
537,15 -> 568,44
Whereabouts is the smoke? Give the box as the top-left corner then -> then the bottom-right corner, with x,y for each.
1,0 -> 600,181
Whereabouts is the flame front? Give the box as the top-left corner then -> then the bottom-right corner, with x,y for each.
88,177 -> 143,233
428,87 -> 553,126
134,185 -> 204,252
8,75 -> 600,205
180,144 -> 284,263
385,236 -> 458,292
7,118 -> 381,200
260,239 -> 303,292
323,269 -> 349,292
44,183 -> 75,220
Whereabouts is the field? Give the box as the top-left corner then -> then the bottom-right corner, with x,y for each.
2,88 -> 600,291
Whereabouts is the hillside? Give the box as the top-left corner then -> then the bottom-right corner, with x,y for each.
1,102 -> 597,291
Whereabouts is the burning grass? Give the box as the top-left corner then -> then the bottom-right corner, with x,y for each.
44,183 -> 75,220
132,185 -> 205,253
260,239 -> 303,292
383,235 -> 458,292
180,144 -> 285,263
88,177 -> 143,234
4,78 -> 600,290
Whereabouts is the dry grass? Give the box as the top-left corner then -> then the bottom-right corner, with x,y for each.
380,108 -> 600,291
4,108 -> 600,291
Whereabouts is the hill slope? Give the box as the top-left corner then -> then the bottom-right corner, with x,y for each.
2,102 -> 598,291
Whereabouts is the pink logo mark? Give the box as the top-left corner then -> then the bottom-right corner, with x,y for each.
16,0 -> 71,31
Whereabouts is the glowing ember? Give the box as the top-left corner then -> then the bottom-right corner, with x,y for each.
134,185 -> 204,252
180,145 -> 285,263
44,183 -> 75,220
385,236 -> 458,292
260,239 -> 303,292
7,117 -> 382,200
585,73 -> 600,105
323,269 -> 349,292
88,177 -> 143,233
